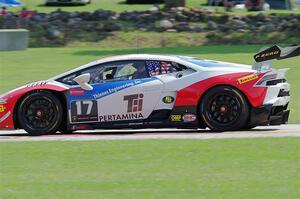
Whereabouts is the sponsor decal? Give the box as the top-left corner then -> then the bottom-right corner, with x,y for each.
124,93 -> 144,113
238,74 -> 259,84
93,82 -> 134,99
92,79 -> 155,100
255,50 -> 280,59
183,114 -> 197,122
70,88 -> 84,96
254,45 -> 281,62
99,113 -> 144,122
73,124 -> 93,130
170,115 -> 182,122
27,81 -> 47,88
146,61 -> 161,76
162,96 -> 174,104
0,105 -> 6,113
98,93 -> 145,122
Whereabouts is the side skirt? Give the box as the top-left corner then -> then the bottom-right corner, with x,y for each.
68,106 -> 202,130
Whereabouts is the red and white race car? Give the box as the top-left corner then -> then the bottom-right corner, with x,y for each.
0,45 -> 298,135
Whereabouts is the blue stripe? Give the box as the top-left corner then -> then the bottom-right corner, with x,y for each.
68,77 -> 156,103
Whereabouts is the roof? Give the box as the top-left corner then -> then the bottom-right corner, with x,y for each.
50,53 -> 253,80
91,54 -> 185,63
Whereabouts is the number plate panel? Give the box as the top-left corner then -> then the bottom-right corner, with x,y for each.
70,100 -> 98,123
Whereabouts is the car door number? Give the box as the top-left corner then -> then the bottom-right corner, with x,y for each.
75,100 -> 94,115
70,100 -> 98,123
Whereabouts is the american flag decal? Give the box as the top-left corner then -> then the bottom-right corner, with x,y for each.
161,61 -> 171,74
146,61 -> 161,76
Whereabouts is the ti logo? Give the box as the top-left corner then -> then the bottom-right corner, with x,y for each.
123,94 -> 144,113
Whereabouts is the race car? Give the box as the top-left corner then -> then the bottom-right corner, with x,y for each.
0,45 -> 298,135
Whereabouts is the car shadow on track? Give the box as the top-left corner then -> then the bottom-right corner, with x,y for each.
69,128 -> 279,135
0,128 -> 280,137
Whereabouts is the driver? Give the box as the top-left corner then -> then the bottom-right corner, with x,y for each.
132,63 -> 149,79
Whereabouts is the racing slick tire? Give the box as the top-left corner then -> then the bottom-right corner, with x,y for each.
199,86 -> 249,132
17,91 -> 63,136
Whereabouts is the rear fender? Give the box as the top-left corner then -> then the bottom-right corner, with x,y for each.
174,72 -> 267,108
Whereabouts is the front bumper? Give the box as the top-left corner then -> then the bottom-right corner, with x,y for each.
0,97 -> 16,130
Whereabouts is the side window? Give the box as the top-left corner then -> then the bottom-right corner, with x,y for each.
146,61 -> 187,77
171,62 -> 187,72
109,60 -> 149,80
115,64 -> 136,79
102,67 -> 116,81
57,64 -> 105,85
145,61 -> 161,76
59,73 -> 77,85
57,60 -> 158,85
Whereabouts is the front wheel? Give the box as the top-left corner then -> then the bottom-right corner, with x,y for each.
199,86 -> 249,132
17,91 -> 63,136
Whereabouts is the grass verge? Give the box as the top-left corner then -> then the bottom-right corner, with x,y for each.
0,138 -> 299,199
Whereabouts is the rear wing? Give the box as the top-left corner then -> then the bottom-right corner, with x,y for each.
253,45 -> 300,71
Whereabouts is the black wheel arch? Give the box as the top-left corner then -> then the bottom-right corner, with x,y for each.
197,84 -> 252,129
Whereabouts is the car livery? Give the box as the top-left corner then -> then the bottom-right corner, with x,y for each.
0,45 -> 299,135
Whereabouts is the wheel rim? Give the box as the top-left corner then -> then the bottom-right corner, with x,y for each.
206,93 -> 242,126
23,97 -> 57,130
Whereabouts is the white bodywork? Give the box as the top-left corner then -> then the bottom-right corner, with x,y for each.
49,54 -> 290,124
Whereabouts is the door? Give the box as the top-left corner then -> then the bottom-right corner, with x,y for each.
68,60 -> 164,124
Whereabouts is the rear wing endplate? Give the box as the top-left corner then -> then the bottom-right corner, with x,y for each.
252,45 -> 299,72
254,45 -> 300,63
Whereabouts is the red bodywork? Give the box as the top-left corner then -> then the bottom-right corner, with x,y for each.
0,82 -> 68,129
174,72 -> 267,107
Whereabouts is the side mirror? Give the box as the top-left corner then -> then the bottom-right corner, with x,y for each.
176,72 -> 183,78
73,73 -> 93,90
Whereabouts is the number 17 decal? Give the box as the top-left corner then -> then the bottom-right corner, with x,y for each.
70,100 -> 98,123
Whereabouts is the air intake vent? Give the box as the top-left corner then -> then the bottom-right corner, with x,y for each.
266,79 -> 286,86
278,89 -> 290,97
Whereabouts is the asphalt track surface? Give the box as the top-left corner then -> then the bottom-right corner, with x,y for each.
0,125 -> 299,142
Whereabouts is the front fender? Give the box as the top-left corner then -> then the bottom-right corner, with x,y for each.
0,81 -> 69,129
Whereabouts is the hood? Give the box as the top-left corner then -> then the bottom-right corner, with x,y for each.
0,80 -> 69,99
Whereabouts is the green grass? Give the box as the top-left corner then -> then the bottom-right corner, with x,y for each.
7,0 -> 300,14
0,44 -> 299,123
0,138 -> 299,199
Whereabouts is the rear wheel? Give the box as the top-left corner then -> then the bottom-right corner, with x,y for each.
17,91 -> 63,136
199,86 -> 249,132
